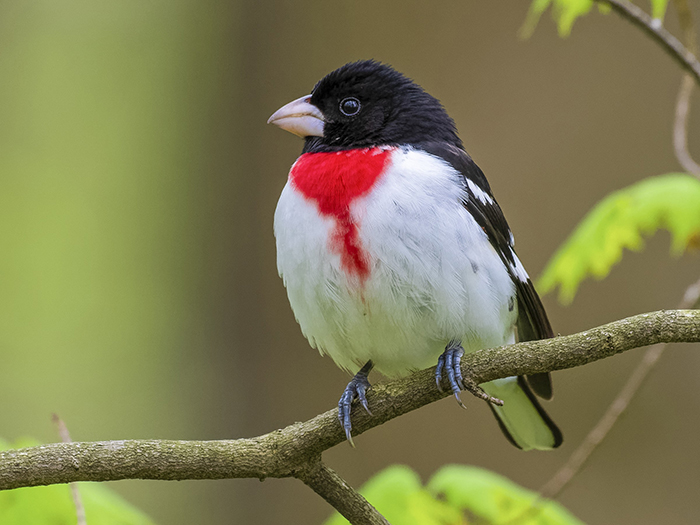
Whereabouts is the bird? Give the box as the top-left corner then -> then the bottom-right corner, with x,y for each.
267,60 -> 562,451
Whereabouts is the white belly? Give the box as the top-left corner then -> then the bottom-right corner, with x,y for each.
274,147 -> 517,377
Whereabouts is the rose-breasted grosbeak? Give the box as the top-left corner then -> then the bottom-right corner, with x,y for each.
268,60 -> 562,450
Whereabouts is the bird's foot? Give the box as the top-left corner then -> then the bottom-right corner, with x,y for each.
435,342 -> 503,408
338,361 -> 373,447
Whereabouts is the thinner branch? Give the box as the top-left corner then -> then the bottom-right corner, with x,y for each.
52,414 -> 87,525
295,459 -> 390,525
672,0 -> 700,177
674,75 -> 700,176
597,0 -> 700,87
540,276 -> 700,498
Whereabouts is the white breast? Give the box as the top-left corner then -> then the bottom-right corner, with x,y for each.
274,147 -> 517,377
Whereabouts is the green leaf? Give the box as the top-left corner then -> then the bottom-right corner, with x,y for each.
0,438 -> 157,525
428,465 -> 585,525
520,0 -> 595,38
521,0 -> 667,38
650,0 -> 669,21
324,465 -> 583,525
520,0 -> 555,39
324,466 -> 462,525
539,174 -> 700,304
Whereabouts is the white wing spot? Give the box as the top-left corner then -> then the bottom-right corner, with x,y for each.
466,179 -> 494,205
509,254 -> 530,282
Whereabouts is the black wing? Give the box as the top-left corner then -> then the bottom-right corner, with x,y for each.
418,142 -> 554,399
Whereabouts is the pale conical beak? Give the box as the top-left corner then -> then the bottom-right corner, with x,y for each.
267,95 -> 325,138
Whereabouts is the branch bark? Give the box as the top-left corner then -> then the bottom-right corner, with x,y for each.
296,459 -> 390,525
0,309 -> 698,493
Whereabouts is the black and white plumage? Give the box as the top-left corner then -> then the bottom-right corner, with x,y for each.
268,60 -> 562,450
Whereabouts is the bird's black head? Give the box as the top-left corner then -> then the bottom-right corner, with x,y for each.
268,61 -> 462,153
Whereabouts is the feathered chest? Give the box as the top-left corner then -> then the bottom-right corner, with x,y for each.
274,147 -> 517,374
274,146 -> 494,289
284,147 -> 394,282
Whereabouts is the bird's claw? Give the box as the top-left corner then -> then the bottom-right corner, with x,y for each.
435,342 -> 503,408
338,366 -> 372,447
436,344 -> 467,408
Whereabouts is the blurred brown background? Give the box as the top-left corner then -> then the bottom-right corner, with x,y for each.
0,1 -> 698,524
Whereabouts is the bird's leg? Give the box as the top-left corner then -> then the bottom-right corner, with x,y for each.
435,341 -> 503,408
338,360 -> 374,447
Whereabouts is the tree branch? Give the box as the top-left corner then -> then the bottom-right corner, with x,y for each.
52,414 -> 86,525
295,459 -> 390,525
597,0 -> 700,87
671,0 -> 700,176
674,74 -> 700,175
0,309 -> 698,493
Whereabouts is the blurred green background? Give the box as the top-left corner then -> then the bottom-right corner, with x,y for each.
0,1 -> 698,523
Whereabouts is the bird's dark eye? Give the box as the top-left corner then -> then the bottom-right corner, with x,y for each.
339,97 -> 361,116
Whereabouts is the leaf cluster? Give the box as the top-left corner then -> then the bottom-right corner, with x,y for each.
539,174 -> 700,303
324,465 -> 583,525
521,0 -> 669,37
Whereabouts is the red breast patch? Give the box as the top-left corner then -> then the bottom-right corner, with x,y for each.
290,147 -> 393,282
